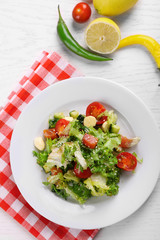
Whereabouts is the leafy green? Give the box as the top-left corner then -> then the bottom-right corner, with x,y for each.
52,136 -> 67,148
63,142 -> 77,162
42,181 -> 50,186
43,160 -> 55,173
84,174 -> 109,196
103,134 -> 121,150
33,150 -> 48,167
69,120 -> 84,141
67,136 -> 79,142
77,114 -> 85,124
132,152 -> 143,164
107,110 -> 118,124
60,162 -> 75,174
67,181 -> 91,204
46,138 -> 53,154
88,126 -> 104,139
49,118 -> 59,128
51,184 -> 68,200
106,183 -> 119,196
64,170 -> 80,183
106,167 -> 121,185
47,173 -> 64,184
79,130 -> 120,193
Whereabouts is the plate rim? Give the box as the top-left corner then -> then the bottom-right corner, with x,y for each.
10,76 -> 160,229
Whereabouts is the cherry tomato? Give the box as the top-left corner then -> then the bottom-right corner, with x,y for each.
86,102 -> 106,118
120,136 -> 133,148
72,2 -> 91,23
96,116 -> 108,125
116,152 -> 137,171
51,167 -> 63,176
82,133 -> 98,149
74,163 -> 92,179
43,128 -> 58,140
55,119 -> 70,137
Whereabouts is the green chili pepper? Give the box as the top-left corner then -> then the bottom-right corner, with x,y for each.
57,6 -> 112,62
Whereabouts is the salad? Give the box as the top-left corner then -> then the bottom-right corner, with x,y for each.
33,102 -> 142,204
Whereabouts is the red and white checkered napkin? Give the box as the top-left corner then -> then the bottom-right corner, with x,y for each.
0,51 -> 99,240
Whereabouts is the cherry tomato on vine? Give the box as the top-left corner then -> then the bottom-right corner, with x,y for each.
74,163 -> 92,179
72,2 -> 91,23
86,102 -> 106,118
116,152 -> 137,171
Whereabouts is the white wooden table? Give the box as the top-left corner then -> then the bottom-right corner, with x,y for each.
0,0 -> 160,239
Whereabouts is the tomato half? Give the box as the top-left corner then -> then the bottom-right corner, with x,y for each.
96,116 -> 108,125
120,136 -> 132,148
72,2 -> 91,23
74,163 -> 92,179
86,102 -> 106,118
116,152 -> 137,171
43,128 -> 58,140
51,167 -> 63,176
82,133 -> 98,149
55,119 -> 70,137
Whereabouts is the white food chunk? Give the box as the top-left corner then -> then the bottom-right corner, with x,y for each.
34,137 -> 45,151
64,117 -> 74,122
48,148 -> 62,161
129,137 -> 141,147
74,150 -> 87,169
48,147 -> 67,168
61,123 -> 71,135
91,173 -> 106,185
102,121 -> 110,132
84,116 -> 96,127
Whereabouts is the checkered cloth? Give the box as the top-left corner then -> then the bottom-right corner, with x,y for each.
0,51 -> 99,240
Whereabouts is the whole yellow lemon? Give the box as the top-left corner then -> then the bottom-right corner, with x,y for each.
93,0 -> 139,16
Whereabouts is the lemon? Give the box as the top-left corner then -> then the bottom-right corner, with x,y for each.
93,0 -> 139,16
85,18 -> 121,54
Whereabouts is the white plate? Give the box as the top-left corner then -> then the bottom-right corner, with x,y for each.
10,77 -> 160,229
